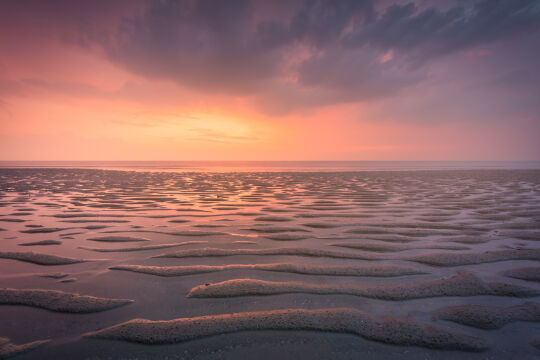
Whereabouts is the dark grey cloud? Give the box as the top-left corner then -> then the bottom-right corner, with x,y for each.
1,0 -> 539,112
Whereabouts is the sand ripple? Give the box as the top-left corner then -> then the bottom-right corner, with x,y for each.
0,288 -> 133,313
84,308 -> 486,351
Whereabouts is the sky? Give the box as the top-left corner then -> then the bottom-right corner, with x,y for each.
1,0 -> 539,161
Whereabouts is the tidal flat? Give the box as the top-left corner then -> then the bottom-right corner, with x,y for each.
0,168 -> 539,359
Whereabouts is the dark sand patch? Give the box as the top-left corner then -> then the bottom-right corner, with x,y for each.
434,302 -> 540,329
330,243 -> 469,253
0,218 -> 26,223
83,225 -> 109,230
0,252 -> 86,265
245,227 -> 310,233
60,278 -> 77,283
192,224 -> 225,228
254,216 -> 292,222
301,222 -> 342,229
37,273 -> 69,279
530,336 -> 540,350
80,241 -> 207,252
87,236 -> 149,243
60,220 -> 130,223
0,288 -> 133,313
410,249 -> 540,267
84,308 -> 486,351
187,272 -> 538,300
20,227 -> 71,234
19,240 -> 62,246
0,336 -> 49,359
110,263 -> 424,277
168,219 -> 190,223
501,267 -> 540,282
262,234 -> 311,241
441,236 -> 490,244
155,247 -> 375,260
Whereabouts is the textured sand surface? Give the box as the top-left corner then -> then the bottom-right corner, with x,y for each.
0,252 -> 86,265
0,337 -> 49,359
501,267 -> 540,282
434,302 -> 540,329
187,272 -> 539,300
111,263 -> 425,277
410,249 -> 540,266
85,308 -> 486,351
79,241 -> 207,252
1,168 -> 540,359
155,247 -> 374,260
0,288 -> 134,313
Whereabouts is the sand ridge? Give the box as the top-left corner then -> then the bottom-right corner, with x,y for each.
434,302 -> 540,329
410,248 -> 540,267
154,247 -> 376,260
84,308 -> 487,351
187,272 -> 539,300
0,337 -> 49,359
0,288 -> 134,313
110,263 -> 425,277
0,252 -> 87,265
501,267 -> 540,282
79,241 -> 207,252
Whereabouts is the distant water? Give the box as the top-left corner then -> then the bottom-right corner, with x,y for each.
1,161 -> 539,172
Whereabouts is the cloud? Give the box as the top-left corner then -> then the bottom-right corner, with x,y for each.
1,0 -> 539,114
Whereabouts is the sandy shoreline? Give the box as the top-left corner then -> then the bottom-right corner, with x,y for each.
0,168 -> 539,359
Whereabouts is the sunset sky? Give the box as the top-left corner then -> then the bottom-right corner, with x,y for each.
1,0 -> 539,161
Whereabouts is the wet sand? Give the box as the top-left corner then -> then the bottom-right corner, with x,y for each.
0,168 -> 540,359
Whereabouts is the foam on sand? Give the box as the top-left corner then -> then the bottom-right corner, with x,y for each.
501,267 -> 540,282
155,247 -> 375,260
79,241 -> 207,252
0,336 -> 49,359
84,308 -> 486,351
187,272 -> 539,300
0,252 -> 86,265
19,240 -> 62,246
87,236 -> 149,242
0,288 -> 134,313
110,263 -> 425,277
434,302 -> 540,329
410,248 -> 540,267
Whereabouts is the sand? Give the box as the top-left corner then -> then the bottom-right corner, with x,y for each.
187,272 -> 538,300
530,336 -> 540,350
155,247 -> 375,260
19,227 -> 71,234
0,252 -> 86,265
434,302 -> 540,329
19,240 -> 62,246
501,267 -> 540,282
86,236 -> 149,242
84,308 -> 486,351
410,249 -> 540,267
79,241 -> 207,252
110,263 -> 425,277
1,168 -> 540,358
0,337 -> 49,359
330,242 -> 469,252
0,288 -> 134,313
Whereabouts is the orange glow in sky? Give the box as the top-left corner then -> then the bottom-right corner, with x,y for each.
1,1 -> 539,161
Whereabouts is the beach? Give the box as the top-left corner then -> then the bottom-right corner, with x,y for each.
1,166 -> 540,359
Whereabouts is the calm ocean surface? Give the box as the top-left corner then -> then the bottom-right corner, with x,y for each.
1,161 -> 539,172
